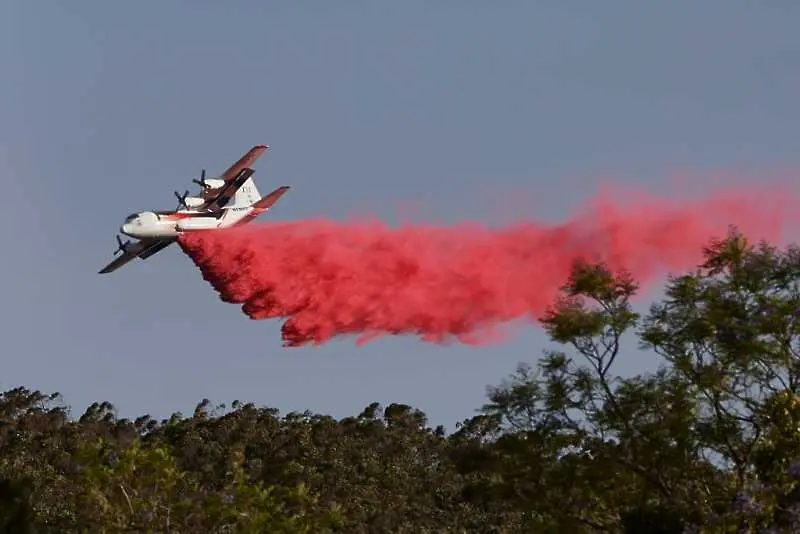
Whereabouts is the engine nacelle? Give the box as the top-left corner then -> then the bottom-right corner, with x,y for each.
203,178 -> 225,190
183,196 -> 205,208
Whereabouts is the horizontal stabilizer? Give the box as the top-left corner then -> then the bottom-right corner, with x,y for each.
231,185 -> 291,227
252,185 -> 290,211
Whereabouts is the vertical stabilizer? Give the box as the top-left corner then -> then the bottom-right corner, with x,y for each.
232,177 -> 262,207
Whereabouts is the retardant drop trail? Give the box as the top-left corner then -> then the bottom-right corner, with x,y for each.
177,185 -> 798,347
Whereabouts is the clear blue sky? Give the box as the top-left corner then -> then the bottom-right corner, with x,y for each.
2,2 -> 799,428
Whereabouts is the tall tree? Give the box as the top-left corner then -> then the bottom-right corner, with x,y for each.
472,228 -> 800,532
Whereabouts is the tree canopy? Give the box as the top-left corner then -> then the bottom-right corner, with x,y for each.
5,227 -> 800,532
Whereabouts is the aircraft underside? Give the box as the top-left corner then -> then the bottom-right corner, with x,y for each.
121,220 -> 224,239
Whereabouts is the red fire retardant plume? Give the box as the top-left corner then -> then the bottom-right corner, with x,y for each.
177,186 -> 798,347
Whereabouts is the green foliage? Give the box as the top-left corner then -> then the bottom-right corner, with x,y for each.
473,227 -> 800,532
6,227 -> 800,531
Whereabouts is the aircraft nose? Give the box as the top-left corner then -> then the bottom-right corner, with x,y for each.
121,223 -> 131,234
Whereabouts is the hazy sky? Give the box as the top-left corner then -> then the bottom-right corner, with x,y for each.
2,2 -> 799,428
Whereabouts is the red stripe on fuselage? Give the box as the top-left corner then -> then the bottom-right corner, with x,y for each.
156,211 -> 208,220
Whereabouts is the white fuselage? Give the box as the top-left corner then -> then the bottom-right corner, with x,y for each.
120,206 -> 252,239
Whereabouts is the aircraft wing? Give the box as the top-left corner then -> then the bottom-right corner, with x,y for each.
98,239 -> 175,274
194,144 -> 268,212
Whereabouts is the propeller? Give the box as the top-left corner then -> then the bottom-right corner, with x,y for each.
174,189 -> 190,210
192,169 -> 208,189
114,235 -> 131,255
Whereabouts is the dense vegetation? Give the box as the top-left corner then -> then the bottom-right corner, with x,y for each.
6,228 -> 800,532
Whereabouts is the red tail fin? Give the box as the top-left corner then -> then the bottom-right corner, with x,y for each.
232,186 -> 290,227
252,186 -> 290,211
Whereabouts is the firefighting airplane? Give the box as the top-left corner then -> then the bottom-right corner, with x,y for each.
98,144 -> 290,274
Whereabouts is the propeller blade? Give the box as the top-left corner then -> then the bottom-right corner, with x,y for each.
192,169 -> 208,188
174,190 -> 190,210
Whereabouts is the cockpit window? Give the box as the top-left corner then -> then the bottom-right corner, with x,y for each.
125,213 -> 139,222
